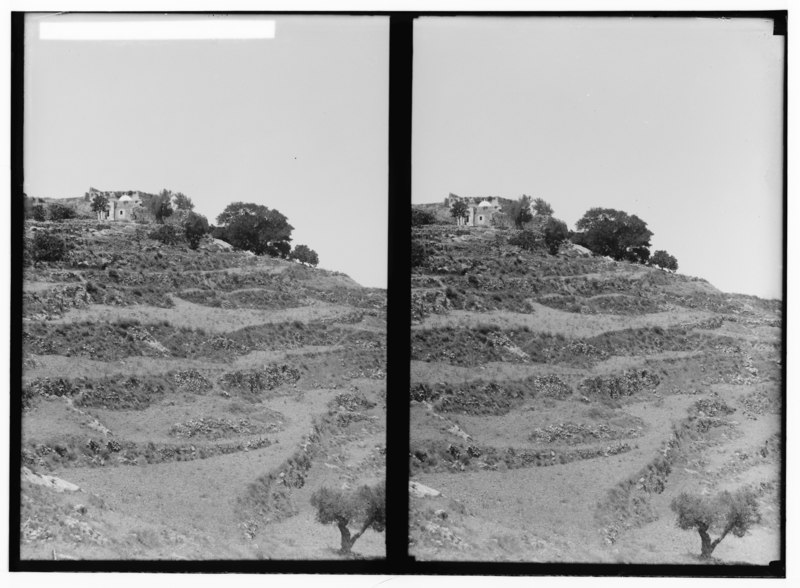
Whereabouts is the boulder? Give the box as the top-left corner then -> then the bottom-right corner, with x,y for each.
409,481 -> 441,498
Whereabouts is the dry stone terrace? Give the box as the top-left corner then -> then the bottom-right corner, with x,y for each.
21,219 -> 386,559
409,223 -> 781,564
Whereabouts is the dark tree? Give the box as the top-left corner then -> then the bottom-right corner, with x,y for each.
411,240 -> 428,268
29,231 -> 69,262
671,489 -> 760,559
148,224 -> 181,246
90,193 -> 109,217
508,229 -> 539,251
31,205 -> 46,222
649,249 -> 679,271
217,203 -> 294,258
172,192 -> 195,211
543,217 -> 569,255
216,201 -> 270,225
573,207 -> 653,262
183,211 -> 209,249
291,244 -> 319,266
148,190 -> 174,223
532,197 -> 554,217
412,207 -> 437,226
47,203 -> 77,221
310,482 -> 385,554
450,200 -> 469,225
502,195 -> 533,229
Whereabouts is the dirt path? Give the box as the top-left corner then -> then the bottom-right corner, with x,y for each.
413,304 -> 716,338
23,345 -> 345,381
44,296 -> 355,332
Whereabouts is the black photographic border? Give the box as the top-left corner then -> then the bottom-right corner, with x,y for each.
9,9 -> 787,578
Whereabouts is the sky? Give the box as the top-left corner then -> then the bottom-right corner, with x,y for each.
24,14 -> 389,288
413,17 -> 785,300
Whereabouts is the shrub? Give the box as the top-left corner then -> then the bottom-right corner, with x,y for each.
649,249 -> 679,271
29,231 -> 69,262
182,211 -> 209,249
671,488 -> 760,559
501,195 -> 534,228
411,208 -> 437,226
411,240 -> 428,268
543,217 -> 569,255
290,244 -> 319,267
148,224 -> 182,246
30,205 -> 46,221
508,230 -> 540,251
310,482 -> 385,553
47,203 -> 76,221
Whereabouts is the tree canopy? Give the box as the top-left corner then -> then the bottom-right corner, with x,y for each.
291,244 -> 319,266
148,190 -> 174,224
671,488 -> 760,559
90,193 -> 109,215
532,197 -> 554,217
502,195 -> 533,229
649,249 -> 679,272
573,207 -> 653,263
215,201 -> 293,257
450,200 -> 469,224
183,211 -> 209,249
543,217 -> 570,255
310,482 -> 385,553
172,192 -> 195,211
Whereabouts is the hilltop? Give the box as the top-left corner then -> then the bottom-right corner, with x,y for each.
410,224 -> 781,564
20,219 -> 386,560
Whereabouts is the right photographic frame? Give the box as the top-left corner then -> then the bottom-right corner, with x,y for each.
409,15 -> 785,569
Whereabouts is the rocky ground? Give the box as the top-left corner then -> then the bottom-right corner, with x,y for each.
20,220 -> 386,560
410,224 -> 781,564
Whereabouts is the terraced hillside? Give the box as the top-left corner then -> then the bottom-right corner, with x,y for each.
21,220 -> 386,560
410,224 -> 781,564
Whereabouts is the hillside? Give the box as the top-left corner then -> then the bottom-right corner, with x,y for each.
20,219 -> 386,560
410,224 -> 781,564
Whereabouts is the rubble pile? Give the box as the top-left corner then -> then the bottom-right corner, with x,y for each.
171,370 -> 213,394
169,417 -> 276,440
578,369 -> 660,400
75,377 -> 166,410
531,375 -> 572,399
529,421 -> 641,445
411,289 -> 452,322
692,393 -> 736,418
218,364 -> 301,399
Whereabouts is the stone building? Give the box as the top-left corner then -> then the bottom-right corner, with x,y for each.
90,188 -> 146,222
445,193 -> 511,227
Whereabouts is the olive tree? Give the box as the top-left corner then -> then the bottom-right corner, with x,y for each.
310,482 -> 385,554
670,488 -> 760,559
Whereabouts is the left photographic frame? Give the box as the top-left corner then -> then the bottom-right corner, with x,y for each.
14,12 -> 388,566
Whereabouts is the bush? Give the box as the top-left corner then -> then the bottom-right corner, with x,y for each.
543,217 -> 569,255
310,482 -> 385,553
29,231 -> 69,262
182,211 -> 209,249
47,203 -> 76,221
30,205 -> 46,221
148,224 -> 182,246
411,208 -> 437,226
508,230 -> 540,251
411,240 -> 428,268
649,249 -> 679,271
290,244 -> 319,266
